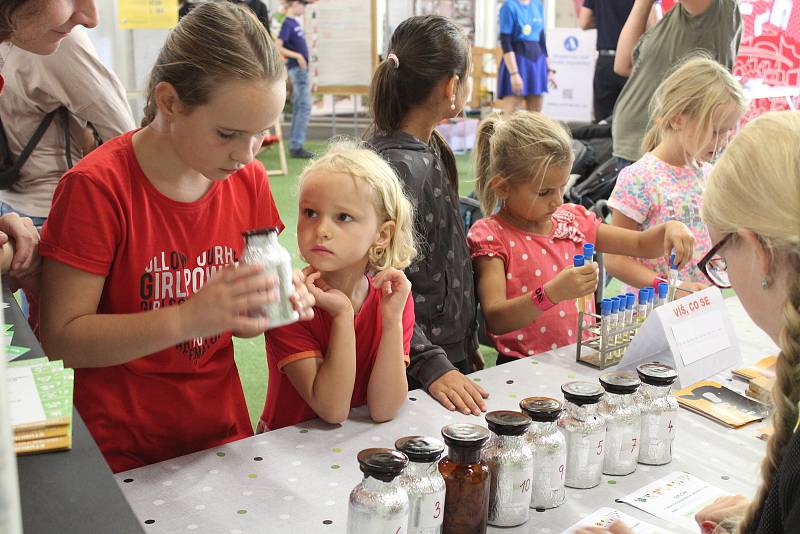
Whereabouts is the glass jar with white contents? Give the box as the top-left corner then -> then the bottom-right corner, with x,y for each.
635,362 -> 679,465
599,371 -> 642,476
519,396 -> 566,509
395,436 -> 446,534
346,448 -> 410,534
558,381 -> 606,489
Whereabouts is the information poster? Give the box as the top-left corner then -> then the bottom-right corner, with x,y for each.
118,0 -> 178,30
542,27 -> 596,122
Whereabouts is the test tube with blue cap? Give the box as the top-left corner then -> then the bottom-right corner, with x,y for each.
610,297 -> 621,348
574,254 -> 586,312
583,244 -> 595,264
646,287 -> 656,315
601,298 -> 612,350
637,288 -> 648,323
625,292 -> 636,339
668,253 -> 679,301
657,282 -> 669,307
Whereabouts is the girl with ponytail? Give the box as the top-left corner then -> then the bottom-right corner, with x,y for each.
366,15 -> 490,417
577,111 -> 800,534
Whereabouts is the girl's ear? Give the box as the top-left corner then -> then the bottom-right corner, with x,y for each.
153,81 -> 184,121
668,113 -> 686,132
489,174 -> 509,199
374,220 -> 396,251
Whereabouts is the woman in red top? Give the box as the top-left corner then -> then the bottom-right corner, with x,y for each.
38,3 -> 313,472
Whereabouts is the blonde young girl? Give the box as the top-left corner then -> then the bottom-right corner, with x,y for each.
260,141 -> 417,431
468,111 -> 695,362
606,55 -> 746,295
578,113 -> 800,534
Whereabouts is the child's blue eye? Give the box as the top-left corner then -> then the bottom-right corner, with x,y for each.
217,130 -> 236,140
337,213 -> 353,222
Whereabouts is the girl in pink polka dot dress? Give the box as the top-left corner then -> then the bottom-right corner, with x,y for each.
467,111 -> 697,362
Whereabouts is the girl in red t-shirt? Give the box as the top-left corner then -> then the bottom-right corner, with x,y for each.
37,3 -> 314,473
260,141 -> 417,431
468,111 -> 696,363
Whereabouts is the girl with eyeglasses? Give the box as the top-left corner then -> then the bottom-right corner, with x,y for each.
577,111 -> 800,534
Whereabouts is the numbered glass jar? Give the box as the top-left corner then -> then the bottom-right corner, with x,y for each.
347,448 -> 410,534
395,436 -> 446,534
519,397 -> 566,509
483,411 -> 534,527
240,228 -> 299,328
634,363 -> 679,465
598,371 -> 642,476
558,381 -> 606,489
438,424 -> 491,534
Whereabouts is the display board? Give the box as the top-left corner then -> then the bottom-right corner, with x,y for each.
117,0 -> 178,29
306,0 -> 378,95
541,27 -> 597,122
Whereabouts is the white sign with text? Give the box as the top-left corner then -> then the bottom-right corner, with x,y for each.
620,287 -> 741,387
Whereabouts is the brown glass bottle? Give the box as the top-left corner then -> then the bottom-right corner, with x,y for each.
438,423 -> 491,534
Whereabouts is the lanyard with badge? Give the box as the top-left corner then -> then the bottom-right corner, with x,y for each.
519,1 -> 542,37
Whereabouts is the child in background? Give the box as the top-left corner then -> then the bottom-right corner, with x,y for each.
606,55 -> 745,295
260,141 -> 417,431
367,15 -> 489,417
468,111 -> 695,362
37,3 -> 314,472
276,0 -> 313,159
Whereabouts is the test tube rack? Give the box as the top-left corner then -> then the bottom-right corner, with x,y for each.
575,311 -> 640,369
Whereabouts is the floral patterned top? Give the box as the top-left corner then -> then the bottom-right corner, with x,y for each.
608,152 -> 712,294
467,204 -> 602,358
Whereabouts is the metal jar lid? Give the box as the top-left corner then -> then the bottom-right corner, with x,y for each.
394,436 -> 445,463
441,423 -> 491,450
519,396 -> 563,422
357,448 -> 409,482
637,362 -> 678,386
599,371 -> 641,395
561,381 -> 605,405
242,227 -> 280,238
485,410 -> 532,436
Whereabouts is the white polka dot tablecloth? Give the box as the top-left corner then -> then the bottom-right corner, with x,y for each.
116,298 -> 776,533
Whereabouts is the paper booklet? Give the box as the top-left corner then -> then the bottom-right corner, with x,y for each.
732,355 -> 777,381
673,380 -> 770,428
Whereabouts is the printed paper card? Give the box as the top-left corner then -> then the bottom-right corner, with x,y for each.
620,287 -> 741,387
673,380 -> 769,427
732,355 -> 777,381
562,507 -> 678,534
4,345 -> 30,362
619,472 -> 730,533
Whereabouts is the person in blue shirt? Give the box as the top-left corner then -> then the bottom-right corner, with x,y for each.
497,0 -> 556,115
277,0 -> 313,159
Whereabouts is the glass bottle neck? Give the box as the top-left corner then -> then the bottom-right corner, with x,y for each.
446,446 -> 482,465
529,420 -> 558,435
565,400 -> 599,421
362,475 -> 399,492
405,460 -> 440,478
602,391 -> 635,407
245,232 -> 278,249
640,383 -> 673,399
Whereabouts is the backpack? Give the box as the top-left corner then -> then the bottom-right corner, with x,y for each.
0,106 -> 72,190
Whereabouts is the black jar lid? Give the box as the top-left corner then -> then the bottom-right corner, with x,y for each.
637,362 -> 678,386
357,448 -> 409,482
561,381 -> 605,405
242,227 -> 279,238
485,410 -> 532,436
441,423 -> 491,450
599,371 -> 641,395
519,397 -> 563,422
394,436 -> 445,463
